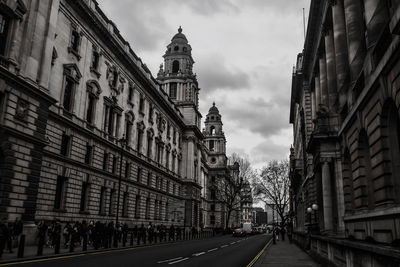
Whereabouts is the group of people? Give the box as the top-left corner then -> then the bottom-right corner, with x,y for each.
0,217 -> 23,258
272,224 -> 293,243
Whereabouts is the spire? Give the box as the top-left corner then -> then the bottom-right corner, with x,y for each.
178,26 -> 182,33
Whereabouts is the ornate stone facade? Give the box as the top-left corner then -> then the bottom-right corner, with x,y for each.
0,0 -> 238,243
290,0 -> 400,265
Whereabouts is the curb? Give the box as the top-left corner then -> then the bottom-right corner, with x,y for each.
247,236 -> 273,267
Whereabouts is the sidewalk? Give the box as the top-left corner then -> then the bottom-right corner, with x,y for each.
255,238 -> 320,267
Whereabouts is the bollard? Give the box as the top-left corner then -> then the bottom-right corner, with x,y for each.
83,234 -> 88,251
54,235 -> 60,254
17,234 -> 25,258
130,232 -> 134,246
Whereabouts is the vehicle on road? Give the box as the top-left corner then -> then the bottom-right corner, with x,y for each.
232,228 -> 245,237
242,222 -> 253,235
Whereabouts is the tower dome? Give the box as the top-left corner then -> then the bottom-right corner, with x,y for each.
171,26 -> 188,44
208,102 -> 220,114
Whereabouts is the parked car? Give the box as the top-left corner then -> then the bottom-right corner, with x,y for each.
232,228 -> 245,237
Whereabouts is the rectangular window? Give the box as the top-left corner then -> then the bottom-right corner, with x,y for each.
54,176 -> 66,209
139,95 -> 145,113
154,200 -> 158,220
167,123 -> 171,138
107,107 -> 114,135
0,13 -> 9,55
103,152 -> 109,171
147,136 -> 152,158
166,151 -> 170,169
99,186 -> 106,214
79,182 -> 89,212
148,104 -> 153,121
211,204 -> 215,211
126,121 -> 132,146
86,94 -> 95,124
128,87 -> 134,103
145,198 -> 150,219
84,143 -> 92,165
71,30 -> 80,52
165,202 -> 169,221
135,195 -> 141,218
63,78 -> 74,112
122,192 -> 128,217
137,167 -> 142,183
173,129 -> 176,144
91,49 -> 99,70
147,172 -> 151,186
210,215 -> 215,225
209,140 -> 215,151
109,189 -> 115,215
125,161 -> 130,179
112,155 -> 117,174
172,156 -> 176,173
60,132 -> 71,157
137,130 -> 143,153
166,181 -> 170,193
169,83 -> 177,99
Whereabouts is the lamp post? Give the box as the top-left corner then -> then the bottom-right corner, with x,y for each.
115,136 -> 126,226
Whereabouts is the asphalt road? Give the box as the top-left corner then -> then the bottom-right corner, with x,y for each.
5,234 -> 272,267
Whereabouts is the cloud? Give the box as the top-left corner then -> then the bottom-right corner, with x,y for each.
197,54 -> 250,93
183,0 -> 239,16
250,141 -> 290,167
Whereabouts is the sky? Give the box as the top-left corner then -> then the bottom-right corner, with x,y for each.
99,0 -> 310,170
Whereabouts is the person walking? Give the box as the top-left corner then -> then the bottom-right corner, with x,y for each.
63,222 -> 71,248
0,217 -> 10,258
281,226 -> 286,241
12,217 -> 23,248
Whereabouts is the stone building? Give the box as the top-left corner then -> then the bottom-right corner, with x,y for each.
0,0 -> 236,241
290,0 -> 400,265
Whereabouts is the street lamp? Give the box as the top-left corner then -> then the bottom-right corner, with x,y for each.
115,136 -> 126,226
307,207 -> 312,224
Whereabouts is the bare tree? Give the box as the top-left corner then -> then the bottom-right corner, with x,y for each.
252,159 -> 290,225
213,153 -> 256,229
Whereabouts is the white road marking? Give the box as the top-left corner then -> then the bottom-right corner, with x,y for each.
207,248 -> 218,252
168,257 -> 189,265
230,242 -> 236,245
157,257 -> 183,263
192,252 -> 205,256
237,240 -> 242,242
221,245 -> 228,248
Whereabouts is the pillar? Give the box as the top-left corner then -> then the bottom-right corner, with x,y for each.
315,75 -> 321,112
343,0 -> 366,84
363,0 -> 389,47
322,160 -> 333,232
319,51 -> 329,108
311,90 -> 317,121
332,0 -> 349,109
325,27 -> 337,111
334,158 -> 346,234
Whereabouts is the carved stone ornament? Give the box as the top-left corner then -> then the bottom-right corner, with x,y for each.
15,98 -> 29,121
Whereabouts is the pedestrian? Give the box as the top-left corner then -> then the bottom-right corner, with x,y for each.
169,224 -> 175,241
274,227 -> 280,241
147,222 -> 153,244
281,226 -> 286,241
12,217 -> 23,248
63,222 -> 71,248
0,217 -> 10,258
287,227 -> 293,244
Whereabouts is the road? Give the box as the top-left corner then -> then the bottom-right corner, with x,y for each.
4,234 -> 272,267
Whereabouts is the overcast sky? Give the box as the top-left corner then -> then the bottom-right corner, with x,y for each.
99,0 -> 310,169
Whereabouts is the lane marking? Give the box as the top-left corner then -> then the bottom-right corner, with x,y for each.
168,257 -> 189,265
207,248 -> 218,252
246,238 -> 273,267
230,242 -> 236,245
157,257 -> 183,263
221,245 -> 228,248
0,254 -> 85,266
192,252 -> 205,257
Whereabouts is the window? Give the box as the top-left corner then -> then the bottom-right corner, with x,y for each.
99,186 -> 106,214
147,172 -> 152,186
137,126 -> 143,153
54,176 -> 67,210
211,189 -> 216,200
139,95 -> 145,113
356,130 -> 374,209
210,215 -> 215,225
172,60 -> 179,73
128,86 -> 134,103
211,204 -> 215,211
109,189 -> 116,215
154,200 -> 158,220
137,167 -> 142,183
79,181 -> 89,212
172,154 -> 176,173
70,30 -> 80,52
170,83 -> 177,99
166,181 -> 170,193
174,46 -> 179,51
165,202 -> 169,221
166,150 -> 170,169
148,104 -> 153,122
173,184 -> 176,195
167,123 -> 171,138
173,129 -> 176,144
122,192 -> 129,217
112,155 -> 117,174
147,133 -> 153,158
125,161 -> 130,179
210,126 -> 215,135
135,195 -> 141,218
209,140 -> 215,151
178,157 -> 182,175
145,198 -> 150,219
86,93 -> 96,124
63,78 -> 74,112
103,152 -> 109,171
125,120 -> 133,145
91,48 -> 100,70
84,143 -> 93,164
104,101 -> 121,137
0,12 -> 9,55
60,132 -> 71,157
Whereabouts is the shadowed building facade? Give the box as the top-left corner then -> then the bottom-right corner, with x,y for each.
290,0 -> 400,265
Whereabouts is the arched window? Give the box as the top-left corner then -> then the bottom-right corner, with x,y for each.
172,60 -> 179,73
381,99 -> 400,202
356,130 -> 374,209
342,149 -> 355,212
210,126 -> 215,135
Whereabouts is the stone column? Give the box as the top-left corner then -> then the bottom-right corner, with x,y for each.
322,160 -> 333,232
343,0 -> 366,84
315,75 -> 321,112
332,0 -> 349,109
319,51 -> 329,108
324,27 -> 337,111
363,0 -> 389,47
334,158 -> 346,234
311,90 -> 317,121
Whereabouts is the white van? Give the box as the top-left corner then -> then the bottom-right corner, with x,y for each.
242,222 -> 252,234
